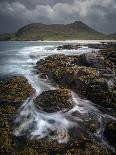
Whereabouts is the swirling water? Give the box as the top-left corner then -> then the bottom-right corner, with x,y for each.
0,41 -> 115,152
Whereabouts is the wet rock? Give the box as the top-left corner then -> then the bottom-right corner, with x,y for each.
0,76 -> 34,106
79,52 -> 105,68
34,88 -> 73,112
87,79 -> 110,107
104,121 -> 116,148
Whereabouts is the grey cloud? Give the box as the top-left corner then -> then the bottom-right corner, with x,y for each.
0,0 -> 116,34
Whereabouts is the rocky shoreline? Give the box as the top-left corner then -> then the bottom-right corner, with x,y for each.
0,42 -> 116,154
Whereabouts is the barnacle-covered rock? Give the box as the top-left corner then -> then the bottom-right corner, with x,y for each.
0,76 -> 34,106
34,88 -> 73,112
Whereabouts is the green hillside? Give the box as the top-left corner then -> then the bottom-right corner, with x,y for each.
0,21 -> 116,40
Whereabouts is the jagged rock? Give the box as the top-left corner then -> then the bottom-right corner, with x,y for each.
34,88 -> 73,112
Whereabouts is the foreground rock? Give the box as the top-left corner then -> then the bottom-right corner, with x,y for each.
0,76 -> 34,106
0,105 -> 16,154
34,88 -> 73,112
0,76 -> 34,154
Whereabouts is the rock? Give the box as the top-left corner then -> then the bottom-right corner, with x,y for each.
36,54 -> 78,80
0,105 -> 16,154
36,53 -> 115,109
34,88 -> 73,112
57,44 -> 75,50
0,76 -> 34,106
79,52 -> 105,68
87,79 -> 109,107
100,42 -> 116,65
63,139 -> 112,155
25,137 -> 112,154
104,121 -> 116,148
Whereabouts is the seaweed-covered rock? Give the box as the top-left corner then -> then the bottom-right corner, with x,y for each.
87,79 -> 109,107
34,88 -> 73,112
0,76 -> 34,106
0,105 -> 16,154
36,54 -> 79,79
25,136 -> 112,155
64,139 -> 111,155
104,121 -> 116,148
36,53 -> 116,109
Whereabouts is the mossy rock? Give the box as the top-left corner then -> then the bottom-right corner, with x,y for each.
0,76 -> 34,106
34,88 -> 73,112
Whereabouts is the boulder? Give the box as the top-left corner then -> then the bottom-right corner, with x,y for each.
34,88 -> 73,112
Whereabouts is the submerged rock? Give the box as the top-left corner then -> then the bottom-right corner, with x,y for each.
0,76 -> 34,106
34,88 -> 73,112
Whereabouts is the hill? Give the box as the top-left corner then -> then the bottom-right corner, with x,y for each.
0,21 -> 115,40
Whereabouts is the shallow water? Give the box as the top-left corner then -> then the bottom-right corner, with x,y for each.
0,41 -> 115,152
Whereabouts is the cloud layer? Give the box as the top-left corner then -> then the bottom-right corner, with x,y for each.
0,0 -> 116,34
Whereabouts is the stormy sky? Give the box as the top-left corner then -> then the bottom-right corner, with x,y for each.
0,0 -> 116,34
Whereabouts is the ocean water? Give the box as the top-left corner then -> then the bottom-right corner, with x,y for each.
0,41 -> 115,152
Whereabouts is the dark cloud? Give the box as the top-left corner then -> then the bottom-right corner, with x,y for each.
0,0 -> 116,34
